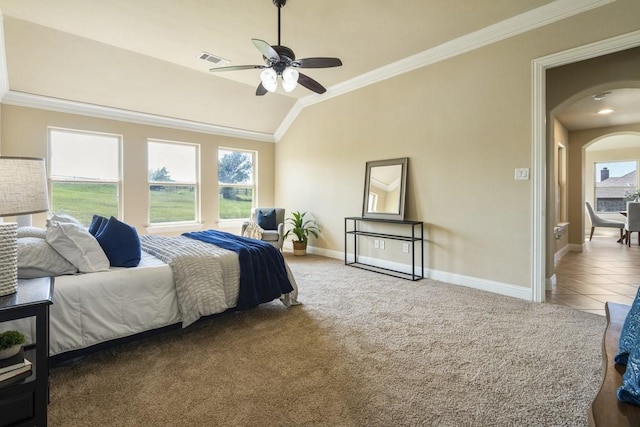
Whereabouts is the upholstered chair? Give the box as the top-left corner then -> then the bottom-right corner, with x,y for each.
625,202 -> 640,246
241,207 -> 285,250
585,201 -> 624,242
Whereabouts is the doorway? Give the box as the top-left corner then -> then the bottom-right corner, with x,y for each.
533,30 -> 640,303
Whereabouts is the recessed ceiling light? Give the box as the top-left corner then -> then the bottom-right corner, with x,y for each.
593,91 -> 612,101
597,108 -> 614,115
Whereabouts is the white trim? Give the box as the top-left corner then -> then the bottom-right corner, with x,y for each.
554,245 -> 571,265
0,11 -> 8,99
546,274 -> 557,290
1,91 -> 275,143
532,58 -> 546,303
532,29 -> 640,304
275,0 -> 614,140
569,243 -> 586,252
428,269 -> 533,301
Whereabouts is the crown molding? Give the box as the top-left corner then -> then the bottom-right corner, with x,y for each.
275,0 -> 615,141
0,0 -> 615,143
1,91 -> 275,143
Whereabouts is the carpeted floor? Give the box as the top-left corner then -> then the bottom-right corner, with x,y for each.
48,254 -> 605,426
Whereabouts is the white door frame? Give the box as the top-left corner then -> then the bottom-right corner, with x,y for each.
532,30 -> 640,303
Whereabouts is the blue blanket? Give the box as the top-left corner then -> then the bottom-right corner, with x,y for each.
182,230 -> 293,310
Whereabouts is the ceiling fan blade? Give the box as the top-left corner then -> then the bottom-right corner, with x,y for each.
252,39 -> 280,63
294,57 -> 343,69
256,82 -> 268,96
297,72 -> 327,94
209,65 -> 266,72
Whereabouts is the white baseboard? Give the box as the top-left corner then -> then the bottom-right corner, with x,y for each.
569,243 -> 585,252
554,245 -> 570,265
427,269 -> 533,301
546,274 -> 557,291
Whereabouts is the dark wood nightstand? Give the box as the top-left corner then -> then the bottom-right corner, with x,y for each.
0,277 -> 53,427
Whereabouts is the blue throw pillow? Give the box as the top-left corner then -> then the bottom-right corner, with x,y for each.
88,215 -> 108,236
616,287 -> 640,365
257,209 -> 277,231
95,216 -> 141,268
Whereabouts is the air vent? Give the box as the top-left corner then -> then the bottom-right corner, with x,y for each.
199,52 -> 230,66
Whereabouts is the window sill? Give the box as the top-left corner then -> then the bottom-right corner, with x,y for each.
145,222 -> 204,235
217,219 -> 249,229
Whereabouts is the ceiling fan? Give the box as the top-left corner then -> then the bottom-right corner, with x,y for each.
209,0 -> 342,96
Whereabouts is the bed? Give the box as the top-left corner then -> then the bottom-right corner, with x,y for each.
2,217 -> 298,362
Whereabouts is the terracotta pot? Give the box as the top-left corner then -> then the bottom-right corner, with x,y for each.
292,240 -> 307,256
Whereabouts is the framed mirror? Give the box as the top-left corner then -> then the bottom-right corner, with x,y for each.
362,157 -> 408,220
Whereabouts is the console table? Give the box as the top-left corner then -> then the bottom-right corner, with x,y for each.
0,277 -> 53,427
344,216 -> 423,281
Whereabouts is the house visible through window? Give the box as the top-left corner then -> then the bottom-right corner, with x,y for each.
49,128 -> 121,226
218,148 -> 255,220
148,140 -> 199,224
595,160 -> 638,212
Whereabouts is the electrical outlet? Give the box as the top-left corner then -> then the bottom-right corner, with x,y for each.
402,243 -> 410,253
374,240 -> 379,249
380,240 -> 385,249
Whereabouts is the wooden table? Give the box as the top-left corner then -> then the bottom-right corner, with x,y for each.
589,302 -> 640,426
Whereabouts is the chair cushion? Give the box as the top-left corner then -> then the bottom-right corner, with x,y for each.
257,209 -> 277,230
261,230 -> 280,242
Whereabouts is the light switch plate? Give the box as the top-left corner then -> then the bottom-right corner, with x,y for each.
515,168 -> 529,180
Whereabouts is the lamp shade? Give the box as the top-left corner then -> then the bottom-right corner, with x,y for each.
0,157 -> 49,217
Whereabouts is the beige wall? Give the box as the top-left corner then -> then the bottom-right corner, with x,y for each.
275,0 -> 640,289
0,0 -> 638,296
0,105 -> 276,234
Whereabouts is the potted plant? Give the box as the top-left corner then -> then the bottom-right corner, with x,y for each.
0,330 -> 25,359
283,211 -> 321,256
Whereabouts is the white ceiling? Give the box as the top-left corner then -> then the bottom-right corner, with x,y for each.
556,88 -> 640,131
0,0 -> 635,137
0,0 -> 552,94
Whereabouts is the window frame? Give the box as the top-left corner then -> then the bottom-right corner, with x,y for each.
594,160 -> 638,214
48,127 -> 123,222
147,138 -> 201,226
217,147 -> 257,223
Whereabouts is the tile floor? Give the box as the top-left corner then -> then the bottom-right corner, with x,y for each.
547,233 -> 640,316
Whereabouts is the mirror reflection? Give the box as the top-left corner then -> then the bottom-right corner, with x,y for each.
367,165 -> 403,214
362,158 -> 408,220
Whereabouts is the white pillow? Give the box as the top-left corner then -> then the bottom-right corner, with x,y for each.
17,237 -> 78,278
47,213 -> 84,227
17,226 -> 47,239
46,222 -> 110,273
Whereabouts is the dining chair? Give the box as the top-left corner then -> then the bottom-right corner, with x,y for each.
625,202 -> 640,246
585,201 -> 624,242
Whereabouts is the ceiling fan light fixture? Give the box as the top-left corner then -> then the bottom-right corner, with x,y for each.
282,68 -> 299,92
260,68 -> 278,92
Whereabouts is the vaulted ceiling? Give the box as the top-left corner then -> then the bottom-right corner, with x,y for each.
0,0 -> 629,141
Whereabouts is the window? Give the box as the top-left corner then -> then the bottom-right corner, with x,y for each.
49,128 -> 121,226
218,148 -> 255,220
148,140 -> 199,224
595,160 -> 637,212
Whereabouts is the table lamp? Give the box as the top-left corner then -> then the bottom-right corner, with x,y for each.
0,157 -> 49,297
